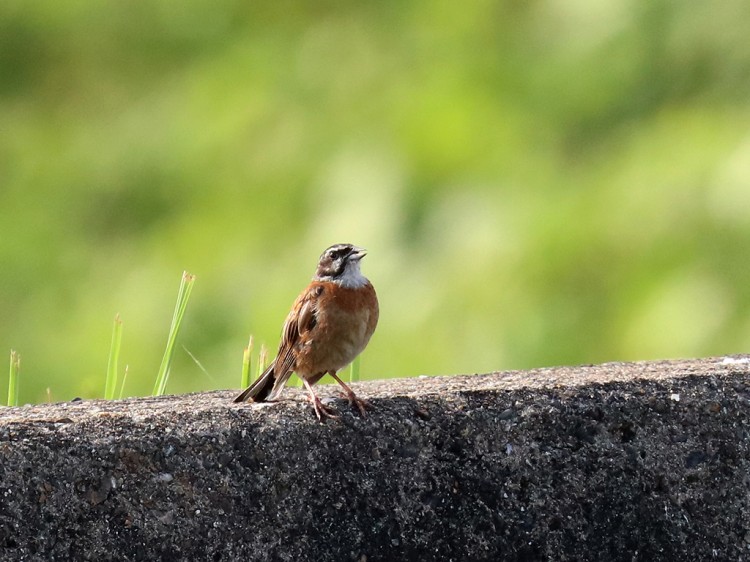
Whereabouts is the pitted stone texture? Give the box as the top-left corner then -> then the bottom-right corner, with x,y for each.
1,356 -> 750,561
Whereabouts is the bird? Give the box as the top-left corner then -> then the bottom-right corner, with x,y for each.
234,243 -> 379,421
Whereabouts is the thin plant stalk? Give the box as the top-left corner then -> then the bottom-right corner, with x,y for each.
105,314 -> 123,400
8,350 -> 20,407
257,344 -> 268,383
241,336 -> 254,389
183,345 -> 214,382
118,365 -> 129,400
349,355 -> 361,384
152,271 -> 196,396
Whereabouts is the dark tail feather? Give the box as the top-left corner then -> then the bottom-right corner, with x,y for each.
234,361 -> 276,403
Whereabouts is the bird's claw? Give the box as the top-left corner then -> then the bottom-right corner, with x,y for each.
311,396 -> 339,422
341,392 -> 371,417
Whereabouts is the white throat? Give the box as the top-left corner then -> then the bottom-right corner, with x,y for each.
335,262 -> 369,288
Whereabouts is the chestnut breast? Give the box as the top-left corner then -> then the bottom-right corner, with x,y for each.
295,281 -> 379,377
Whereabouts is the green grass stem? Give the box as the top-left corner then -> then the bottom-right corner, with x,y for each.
241,335 -> 253,389
183,345 -> 213,382
152,271 -> 196,396
8,350 -> 20,407
105,314 -> 123,400
349,355 -> 361,383
257,344 -> 268,383
118,365 -> 129,400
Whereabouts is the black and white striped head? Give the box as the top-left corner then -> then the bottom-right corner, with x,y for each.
314,243 -> 368,287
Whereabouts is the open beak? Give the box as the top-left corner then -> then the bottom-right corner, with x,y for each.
349,246 -> 367,261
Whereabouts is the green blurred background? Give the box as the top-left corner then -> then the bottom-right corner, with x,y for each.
2,1 -> 750,403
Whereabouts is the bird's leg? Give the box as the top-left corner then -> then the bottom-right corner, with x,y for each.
301,377 -> 339,421
329,371 -> 371,417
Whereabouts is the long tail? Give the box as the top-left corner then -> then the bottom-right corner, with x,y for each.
234,360 -> 277,403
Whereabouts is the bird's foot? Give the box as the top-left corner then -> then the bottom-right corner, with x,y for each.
310,394 -> 339,422
341,391 -> 371,417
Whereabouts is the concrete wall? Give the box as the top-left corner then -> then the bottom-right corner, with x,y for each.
1,357 -> 749,561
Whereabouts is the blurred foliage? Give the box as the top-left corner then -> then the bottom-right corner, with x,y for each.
2,0 -> 750,402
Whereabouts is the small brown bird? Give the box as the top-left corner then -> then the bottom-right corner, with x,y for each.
234,243 -> 379,420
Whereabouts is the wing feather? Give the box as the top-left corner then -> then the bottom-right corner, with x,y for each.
267,284 -> 323,400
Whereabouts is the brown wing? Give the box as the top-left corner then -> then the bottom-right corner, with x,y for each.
267,284 -> 323,399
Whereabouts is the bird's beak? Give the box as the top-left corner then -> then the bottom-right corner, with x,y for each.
349,246 -> 367,261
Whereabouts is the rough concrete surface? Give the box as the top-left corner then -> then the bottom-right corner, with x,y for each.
2,356 -> 750,561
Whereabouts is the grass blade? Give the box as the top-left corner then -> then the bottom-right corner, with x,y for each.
349,355 -> 361,384
8,350 -> 20,407
118,365 -> 129,400
152,271 -> 196,396
105,314 -> 123,400
183,345 -> 214,382
241,335 -> 253,389
257,344 -> 268,381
